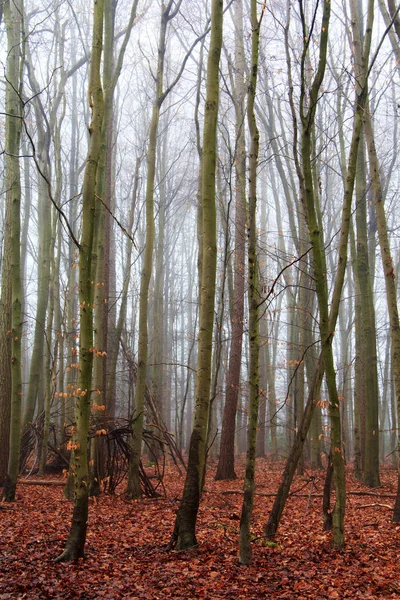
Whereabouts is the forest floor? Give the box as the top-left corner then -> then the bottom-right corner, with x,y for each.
1,459 -> 400,599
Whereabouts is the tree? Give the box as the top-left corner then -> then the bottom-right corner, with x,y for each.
265,0 -> 373,545
238,0 -> 263,566
126,0 -> 183,499
90,0 -> 140,496
56,0 -> 105,561
169,0 -> 223,551
350,0 -> 381,489
2,0 -> 23,502
296,0 -> 346,549
215,0 -> 247,482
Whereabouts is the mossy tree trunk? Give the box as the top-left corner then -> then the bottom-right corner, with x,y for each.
169,0 -> 223,551
265,0 -> 372,543
2,0 -> 23,503
56,0 -> 104,561
354,134 -> 380,487
90,0 -> 116,497
90,0 -> 140,496
349,0 -> 381,489
349,224 -> 364,479
299,0 -> 346,548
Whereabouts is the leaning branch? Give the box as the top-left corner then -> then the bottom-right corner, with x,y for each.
22,122 -> 81,249
96,194 -> 138,250
256,247 -> 312,308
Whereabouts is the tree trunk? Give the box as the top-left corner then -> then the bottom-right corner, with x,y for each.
169,0 -> 223,551
355,134 -> 380,487
363,103 -> 400,520
2,0 -> 23,503
21,149 -> 52,428
238,0 -> 262,565
56,0 -> 104,560
90,0 -> 116,498
215,0 -> 246,482
127,1 -> 171,499
265,0 -> 369,543
0,169 -> 12,485
298,0 -> 346,549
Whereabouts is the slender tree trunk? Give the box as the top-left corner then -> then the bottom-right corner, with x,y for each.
151,131 -> 168,458
56,0 -> 104,560
90,0 -> 116,497
0,168 -> 12,485
299,0 -> 345,546
265,0 -> 370,543
363,103 -> 400,520
169,0 -> 223,550
215,0 -> 246,482
90,0 -> 139,496
238,0 -> 262,565
355,134 -> 380,487
127,0 -> 176,499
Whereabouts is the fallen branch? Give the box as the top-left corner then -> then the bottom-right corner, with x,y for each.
356,503 -> 393,509
204,489 -> 397,499
18,479 -> 65,487
347,491 -> 396,498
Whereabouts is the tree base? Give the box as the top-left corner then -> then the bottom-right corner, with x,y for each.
55,544 -> 85,563
214,469 -> 237,482
2,475 -> 16,502
167,513 -> 198,552
126,461 -> 142,500
363,474 -> 381,489
175,532 -> 198,551
55,494 -> 88,562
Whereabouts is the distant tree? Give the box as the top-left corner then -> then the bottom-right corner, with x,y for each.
215,0 -> 247,483
126,0 -> 183,499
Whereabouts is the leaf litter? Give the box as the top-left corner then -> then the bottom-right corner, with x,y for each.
1,460 -> 399,599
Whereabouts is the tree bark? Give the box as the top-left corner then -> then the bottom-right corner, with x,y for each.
56,0 -> 104,560
265,0 -> 370,544
238,0 -> 262,565
363,104 -> 400,520
354,134 -> 380,487
215,0 -> 246,482
170,0 -> 223,551
2,0 -> 23,502
127,0 -> 173,499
